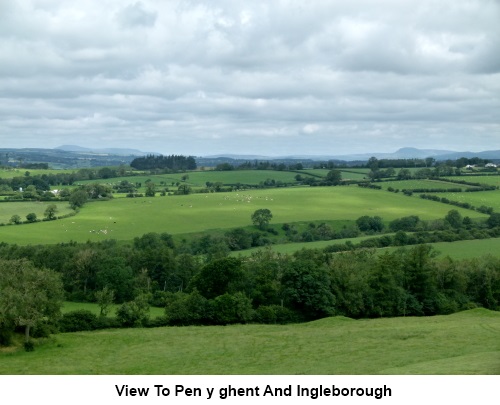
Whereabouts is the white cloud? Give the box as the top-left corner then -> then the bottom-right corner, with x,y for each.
0,0 -> 499,155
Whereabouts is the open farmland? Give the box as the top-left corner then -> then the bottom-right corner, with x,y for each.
75,169 -> 306,190
444,175 -> 500,188
0,201 -> 74,224
436,190 -> 500,212
380,179 -> 478,191
235,237 -> 500,260
0,309 -> 498,375
0,186 -> 486,245
0,168 -> 75,178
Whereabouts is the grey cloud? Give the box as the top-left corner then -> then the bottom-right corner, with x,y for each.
116,2 -> 158,28
0,0 -> 499,155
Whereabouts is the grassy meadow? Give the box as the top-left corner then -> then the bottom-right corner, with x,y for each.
0,201 -> 74,224
75,169 -> 306,190
234,237 -> 500,260
0,186 -> 487,245
61,301 -> 165,318
437,190 -> 500,211
0,309 -> 498,374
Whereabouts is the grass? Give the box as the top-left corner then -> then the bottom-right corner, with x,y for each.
0,201 -> 74,224
75,170 -> 304,189
61,301 -> 165,318
234,236 -> 500,260
437,190 -> 500,212
0,309 -> 498,374
0,186 -> 486,245
380,179 -> 477,190
0,168 -> 75,178
444,175 -> 500,187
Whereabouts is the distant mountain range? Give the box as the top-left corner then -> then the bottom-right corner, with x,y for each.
203,147 -> 500,161
55,145 -> 152,156
29,145 -> 500,162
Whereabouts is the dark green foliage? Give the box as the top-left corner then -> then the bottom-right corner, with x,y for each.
116,295 -> 150,327
130,154 -> 196,171
281,260 -> 336,320
69,189 -> 88,209
210,292 -> 254,325
325,169 -> 342,185
251,208 -> 273,230
26,212 -> 37,223
59,310 -> 98,332
24,340 -> 35,352
356,215 -> 384,233
0,321 -> 14,346
255,305 -> 300,324
189,257 -> 245,299
445,209 -> 463,229
165,290 -> 210,326
224,228 -> 253,250
389,215 -> 420,232
487,213 -> 500,228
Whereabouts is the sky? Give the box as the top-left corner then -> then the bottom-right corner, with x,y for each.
1,0 -> 499,157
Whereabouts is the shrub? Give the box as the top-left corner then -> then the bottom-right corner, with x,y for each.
59,310 -> 98,332
116,295 -> 150,327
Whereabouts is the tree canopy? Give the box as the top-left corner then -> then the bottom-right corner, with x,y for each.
0,259 -> 63,344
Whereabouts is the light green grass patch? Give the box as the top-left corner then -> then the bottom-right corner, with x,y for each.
0,186 -> 486,245
437,190 -> 500,211
0,309 -> 498,374
61,301 -> 165,318
76,170 -> 302,189
381,179 -> 477,190
0,201 -> 73,224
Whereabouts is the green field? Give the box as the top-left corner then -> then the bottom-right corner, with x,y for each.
0,168 -> 75,178
0,309 -> 498,374
233,236 -> 500,260
75,170 -> 304,189
437,190 -> 500,211
61,301 -> 165,318
380,179 -> 477,190
444,175 -> 500,188
0,201 -> 74,224
0,186 -> 486,245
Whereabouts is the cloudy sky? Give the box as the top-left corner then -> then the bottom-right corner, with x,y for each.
1,0 -> 499,156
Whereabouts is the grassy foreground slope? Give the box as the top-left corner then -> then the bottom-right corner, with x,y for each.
0,186 -> 485,245
1,309 -> 498,375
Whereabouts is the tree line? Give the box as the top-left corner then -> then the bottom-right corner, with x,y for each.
130,155 -> 196,171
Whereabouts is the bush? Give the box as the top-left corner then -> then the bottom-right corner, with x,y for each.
255,305 -> 301,324
24,340 -> 35,352
116,296 -> 150,327
94,316 -> 120,330
59,310 -> 98,332
0,323 -> 13,346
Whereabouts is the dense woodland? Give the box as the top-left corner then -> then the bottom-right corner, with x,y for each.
130,155 -> 197,171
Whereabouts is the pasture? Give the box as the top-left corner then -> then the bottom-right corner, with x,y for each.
0,186 -> 486,245
437,190 -> 500,211
75,170 -> 305,189
0,201 -> 74,224
61,301 -> 165,318
444,175 -> 500,188
380,179 -> 477,191
0,168 -> 74,178
0,309 -> 498,374
234,236 -> 500,260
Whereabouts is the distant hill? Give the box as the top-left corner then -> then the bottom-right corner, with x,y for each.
202,147 -> 500,162
55,145 -> 149,156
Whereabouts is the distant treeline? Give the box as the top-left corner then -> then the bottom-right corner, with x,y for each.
130,155 -> 196,171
